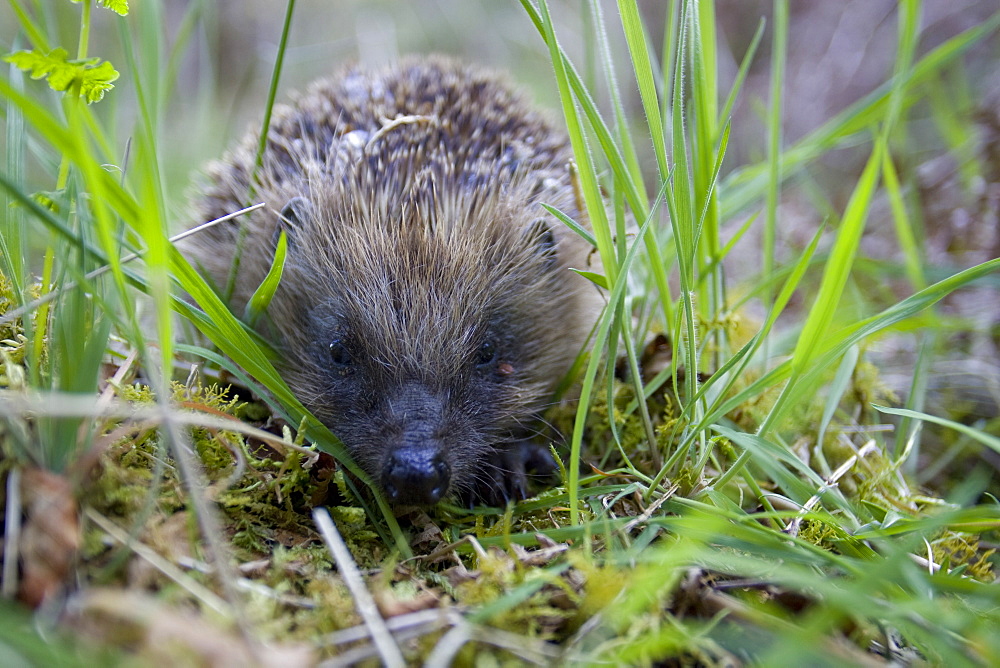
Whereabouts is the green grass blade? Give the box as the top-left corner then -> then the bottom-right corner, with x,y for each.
763,0 -> 788,311
1,56 -> 26,295
881,149 -> 928,292
894,332 -> 932,468
243,230 -> 287,326
885,0 -> 921,132
522,0 -> 674,328
541,203 -> 597,248
617,0 -> 668,180
874,405 -> 1000,456
772,140 -> 885,425
813,344 -> 860,477
529,0 -> 617,285
588,0 -> 646,196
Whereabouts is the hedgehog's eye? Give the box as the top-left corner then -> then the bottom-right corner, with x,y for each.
475,340 -> 496,367
329,339 -> 353,368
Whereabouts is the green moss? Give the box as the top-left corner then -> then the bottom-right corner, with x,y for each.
0,272 -> 28,390
0,271 -> 18,341
797,517 -> 847,549
931,532 -> 995,581
453,549 -> 575,639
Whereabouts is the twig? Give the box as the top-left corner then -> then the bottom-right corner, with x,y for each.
622,482 -> 679,534
313,507 -> 405,668
321,608 -> 456,648
320,606 -> 560,666
786,439 -> 879,538
409,532 -> 489,566
366,114 -> 436,151
97,346 -> 139,407
912,539 -> 942,574
424,625 -> 472,667
467,624 -> 561,663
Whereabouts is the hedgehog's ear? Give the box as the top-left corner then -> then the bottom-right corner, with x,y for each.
274,196 -> 313,249
525,218 -> 558,269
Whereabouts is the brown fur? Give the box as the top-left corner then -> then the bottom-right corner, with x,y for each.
185,56 -> 600,505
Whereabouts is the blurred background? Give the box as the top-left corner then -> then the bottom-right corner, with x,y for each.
2,1 -> 996,227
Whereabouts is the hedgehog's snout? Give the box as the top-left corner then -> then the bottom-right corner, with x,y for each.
382,446 -> 451,506
380,383 -> 453,506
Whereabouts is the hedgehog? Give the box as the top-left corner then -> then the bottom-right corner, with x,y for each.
185,57 -> 601,507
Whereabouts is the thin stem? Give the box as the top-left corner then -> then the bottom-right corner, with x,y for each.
77,0 -> 92,60
225,0 -> 296,300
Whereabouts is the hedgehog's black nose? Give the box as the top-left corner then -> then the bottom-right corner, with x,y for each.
382,448 -> 451,506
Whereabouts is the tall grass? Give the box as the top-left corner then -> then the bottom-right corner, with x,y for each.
520,0 -> 1000,663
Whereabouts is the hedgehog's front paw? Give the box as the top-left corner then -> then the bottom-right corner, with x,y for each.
463,441 -> 560,508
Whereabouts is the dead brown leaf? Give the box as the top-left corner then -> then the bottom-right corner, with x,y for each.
17,467 -> 80,607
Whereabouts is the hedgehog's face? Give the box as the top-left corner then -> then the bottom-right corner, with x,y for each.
271,203 -> 578,506
281,298 -> 533,506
